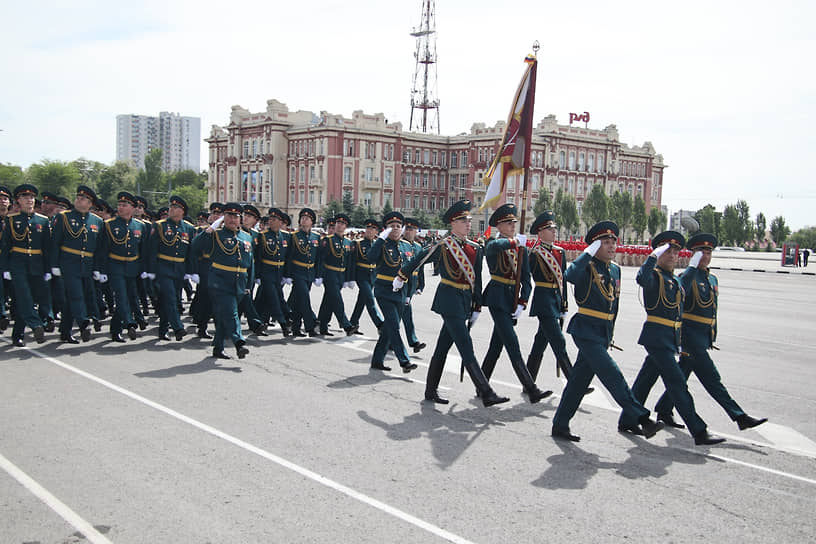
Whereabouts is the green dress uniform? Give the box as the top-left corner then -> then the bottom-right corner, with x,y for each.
316,230 -> 355,334
50,204 -> 104,341
147,211 -> 196,339
398,235 -> 425,349
285,209 -> 321,336
349,229 -> 384,331
236,227 -> 265,335
255,226 -> 290,332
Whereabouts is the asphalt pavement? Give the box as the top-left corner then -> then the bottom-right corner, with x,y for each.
1,264 -> 814,543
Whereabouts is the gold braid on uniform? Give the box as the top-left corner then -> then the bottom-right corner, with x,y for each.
293,231 -> 310,255
442,246 -> 465,282
534,253 -> 554,281
645,271 -> 682,311
356,240 -> 367,260
382,240 -> 402,267
497,242 -> 517,275
688,274 -> 715,311
261,232 -> 279,257
577,262 -> 615,305
105,219 -> 129,245
328,234 -> 343,259
214,230 -> 240,255
62,211 -> 87,239
9,214 -> 31,242
156,220 -> 181,246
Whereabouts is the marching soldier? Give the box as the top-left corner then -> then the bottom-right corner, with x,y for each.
0,185 -> 12,331
255,207 -> 291,336
617,231 -> 725,445
652,233 -> 768,433
1,184 -> 51,346
479,204 -> 552,403
399,217 -> 426,353
192,203 -> 253,359
349,218 -> 384,333
190,202 -> 224,338
367,211 -> 417,372
284,208 -> 322,337
395,200 -> 508,407
237,204 -> 267,336
41,191 -> 63,331
99,191 -> 150,342
147,195 -> 196,341
49,185 -> 104,343
551,221 -> 662,441
317,213 -> 357,336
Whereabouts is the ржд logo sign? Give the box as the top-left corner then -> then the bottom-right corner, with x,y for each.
569,112 -> 590,125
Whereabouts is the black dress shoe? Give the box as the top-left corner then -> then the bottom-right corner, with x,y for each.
33,326 -> 45,344
280,322 -> 292,337
638,417 -> 664,439
401,362 -> 418,373
12,338 -> 26,347
424,393 -> 449,404
319,330 -> 334,337
44,319 -> 55,333
174,329 -> 187,341
618,424 -> 645,436
583,387 -> 595,395
737,414 -> 768,431
344,325 -> 359,336
127,325 -> 138,340
694,431 -> 726,446
371,363 -> 392,371
80,321 -> 92,342
526,388 -> 553,404
213,348 -> 231,359
137,320 -> 148,331
480,390 -> 510,407
307,328 -> 321,337
235,340 -> 249,359
61,335 -> 80,344
111,332 -> 126,343
552,426 -> 581,442
657,412 -> 685,429
197,327 -> 213,339
411,341 -> 427,353
353,329 -> 364,335
0,315 -> 9,330
93,319 -> 102,332
292,330 -> 306,338
158,332 -> 171,341
252,325 -> 268,336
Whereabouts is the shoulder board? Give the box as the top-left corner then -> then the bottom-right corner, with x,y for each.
7,212 -> 20,218
183,220 -> 195,228
34,212 -> 48,220
132,217 -> 145,225
104,217 -> 116,223
155,219 -> 166,226
58,209 -> 71,217
552,244 -> 565,252
89,212 -> 102,220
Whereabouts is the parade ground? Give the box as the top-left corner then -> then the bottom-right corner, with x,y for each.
1,261 -> 814,543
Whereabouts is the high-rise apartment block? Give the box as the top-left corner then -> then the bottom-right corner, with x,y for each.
116,112 -> 201,172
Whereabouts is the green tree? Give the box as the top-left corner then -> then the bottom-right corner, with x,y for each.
71,158 -> 107,187
769,216 -> 791,246
632,195 -> 648,243
0,163 -> 26,186
560,193 -> 579,238
581,184 -> 608,227
136,148 -> 165,207
350,204 -> 368,227
173,185 -> 207,218
381,198 -> 393,217
735,199 -> 753,245
790,226 -> 816,249
323,197 -> 342,221
610,191 -> 633,240
97,161 -> 138,202
755,212 -> 767,246
342,191 -> 355,215
26,160 -> 81,197
648,207 -> 666,239
532,188 -> 551,217
694,204 -> 722,239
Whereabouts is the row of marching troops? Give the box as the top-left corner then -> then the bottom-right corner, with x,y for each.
1,182 -> 768,447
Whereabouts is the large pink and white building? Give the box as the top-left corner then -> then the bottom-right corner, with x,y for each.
205,99 -> 665,232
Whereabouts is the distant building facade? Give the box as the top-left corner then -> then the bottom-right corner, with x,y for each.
117,112 -> 201,172
205,99 -> 665,232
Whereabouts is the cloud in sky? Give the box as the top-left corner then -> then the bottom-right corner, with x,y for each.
1,0 -> 814,229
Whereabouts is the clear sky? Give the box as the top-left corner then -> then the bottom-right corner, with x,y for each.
1,0 -> 814,229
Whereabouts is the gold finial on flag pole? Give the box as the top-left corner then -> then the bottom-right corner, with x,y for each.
532,40 -> 540,57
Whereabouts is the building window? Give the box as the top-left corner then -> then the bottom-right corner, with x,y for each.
309,166 -> 315,180
508,176 -> 515,191
364,192 -> 372,207
299,166 -> 305,182
508,195 -> 515,204
403,149 -> 411,162
568,151 -> 575,170
532,174 -> 539,192
433,150 -> 438,165
578,152 -> 585,171
441,151 -> 447,167
243,141 -> 249,158
299,189 -> 304,204
414,173 -> 420,187
309,190 -> 315,204
460,151 -> 467,166
422,196 -> 428,209
290,166 -> 295,182
588,153 -> 595,172
440,172 -> 446,189
424,149 -> 430,164
597,154 -> 604,173
365,167 -> 374,182
559,151 -> 566,169
290,189 -> 295,204
578,179 -> 584,196
414,196 -> 419,209
431,172 -> 437,189
384,170 -> 392,185
343,166 -> 351,183
414,150 -> 420,163
451,153 -> 458,168
423,172 -> 429,187
460,173 -> 468,188
404,196 -> 410,209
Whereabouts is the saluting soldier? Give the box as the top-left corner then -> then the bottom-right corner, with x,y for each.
348,218 -> 384,334
255,207 -> 291,336
147,195 -> 196,341
0,185 -> 12,331
98,191 -> 150,342
617,231 -> 725,445
652,233 -> 768,433
284,208 -> 322,337
317,213 -> 357,336
49,185 -> 104,343
395,200 -> 508,407
1,184 -> 51,346
192,203 -> 253,359
551,221 -> 662,442
478,204 -> 552,403
367,211 -> 417,372
399,217 -> 426,353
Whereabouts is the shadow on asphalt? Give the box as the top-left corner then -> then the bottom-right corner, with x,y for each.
134,357 -> 243,378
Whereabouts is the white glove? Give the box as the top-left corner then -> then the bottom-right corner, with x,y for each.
140,271 -> 149,279
345,281 -> 356,289
93,271 -> 102,281
255,278 -> 261,286
415,289 -> 422,296
44,273 -> 52,282
584,239 -> 602,257
190,274 -> 200,284
282,277 -> 293,286
400,226 -> 406,237
183,274 -> 192,281
516,234 -> 527,246
51,267 -> 62,277
560,312 -> 568,319
690,250 -> 704,268
209,216 -> 225,231
147,273 -> 156,280
314,277 -> 323,287
2,271 -> 10,280
405,296 -> 412,305
379,227 -> 393,240
392,276 -> 405,291
512,304 -> 523,319
651,243 -> 670,258
468,311 -> 480,327
99,274 -> 108,283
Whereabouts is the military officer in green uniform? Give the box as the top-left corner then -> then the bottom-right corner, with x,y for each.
551,221 -> 662,442
40,191 -> 63,332
49,185 -> 104,343
399,217 -> 426,352
237,204 -> 267,336
98,191 -> 150,342
190,202 -> 225,338
1,184 -> 51,346
284,208 -> 322,337
147,195 -> 196,341
478,204 -> 552,403
317,213 -> 357,336
617,231 -> 725,445
349,218 -> 384,333
255,207 -> 291,336
652,233 -> 768,434
0,185 -> 13,331
395,200 -> 508,407
192,203 -> 253,359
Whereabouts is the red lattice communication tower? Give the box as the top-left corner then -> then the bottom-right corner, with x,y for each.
409,0 -> 440,134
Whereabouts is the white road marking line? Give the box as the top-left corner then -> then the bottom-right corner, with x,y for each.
0,451 -> 114,544
677,447 -> 816,486
13,344 -> 476,544
754,423 -> 816,458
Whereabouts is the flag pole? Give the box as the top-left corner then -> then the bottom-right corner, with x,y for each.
518,41 -> 539,232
